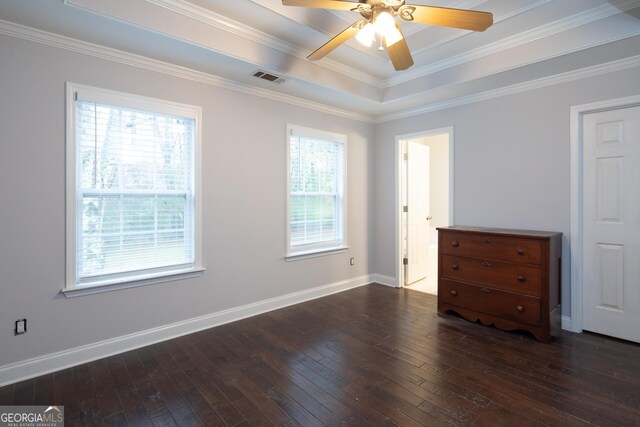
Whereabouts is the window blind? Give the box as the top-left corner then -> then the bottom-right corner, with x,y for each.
75,100 -> 195,283
289,129 -> 345,253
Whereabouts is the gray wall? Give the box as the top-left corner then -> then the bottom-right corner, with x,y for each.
0,35 -> 373,367
372,67 -> 640,317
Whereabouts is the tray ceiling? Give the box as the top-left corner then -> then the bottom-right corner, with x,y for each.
1,0 -> 640,121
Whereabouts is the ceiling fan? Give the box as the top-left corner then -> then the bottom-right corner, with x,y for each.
282,0 -> 493,71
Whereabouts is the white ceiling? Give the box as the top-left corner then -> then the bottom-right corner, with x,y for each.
1,0 -> 640,121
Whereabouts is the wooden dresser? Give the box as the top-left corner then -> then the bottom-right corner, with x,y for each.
437,226 -> 562,342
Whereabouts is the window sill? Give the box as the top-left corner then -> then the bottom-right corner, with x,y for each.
285,246 -> 349,262
61,267 -> 205,298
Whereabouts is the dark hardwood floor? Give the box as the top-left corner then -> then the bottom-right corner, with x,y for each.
1,284 -> 640,426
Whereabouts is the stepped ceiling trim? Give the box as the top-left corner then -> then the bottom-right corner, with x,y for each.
2,18 -> 638,124
66,0 -> 640,90
0,19 -> 372,122
375,54 -> 640,122
387,1 -> 640,86
3,0 -> 640,118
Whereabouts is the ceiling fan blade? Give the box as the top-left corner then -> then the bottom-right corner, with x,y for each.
308,19 -> 364,61
282,0 -> 361,11
385,25 -> 414,71
402,5 -> 493,31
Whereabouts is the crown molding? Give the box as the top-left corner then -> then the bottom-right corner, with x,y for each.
385,0 -> 640,87
61,0 -> 640,95
2,16 -> 638,126
0,19 -> 374,123
380,30 -> 640,107
63,0 -> 383,89
142,0 -> 385,89
396,0 -> 490,38
375,54 -> 640,123
407,0 -> 552,59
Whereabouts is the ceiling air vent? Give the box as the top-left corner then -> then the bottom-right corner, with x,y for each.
252,70 -> 285,84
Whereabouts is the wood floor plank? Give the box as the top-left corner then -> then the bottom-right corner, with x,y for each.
102,411 -> 129,427
151,373 -> 202,427
184,367 -> 245,426
107,355 -> 135,393
77,398 -> 103,426
54,369 -> 79,424
1,284 -> 639,426
255,352 -> 353,420
265,386 -> 325,427
12,378 -> 34,405
86,359 -> 123,418
248,357 -> 343,425
228,373 -> 290,425
33,374 -> 54,405
0,383 -> 13,404
72,363 -> 96,404
168,370 -> 225,427
122,351 -> 151,385
117,387 -> 154,427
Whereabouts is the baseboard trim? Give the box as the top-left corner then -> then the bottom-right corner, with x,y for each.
370,274 -> 398,288
0,275 -> 372,387
561,315 -> 572,331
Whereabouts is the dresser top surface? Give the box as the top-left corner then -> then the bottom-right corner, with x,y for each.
437,225 -> 562,239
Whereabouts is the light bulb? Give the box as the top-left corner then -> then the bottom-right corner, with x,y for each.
374,12 -> 395,36
355,22 -> 376,47
373,11 -> 402,47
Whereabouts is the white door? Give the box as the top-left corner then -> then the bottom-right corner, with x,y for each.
583,105 -> 640,343
406,141 -> 430,285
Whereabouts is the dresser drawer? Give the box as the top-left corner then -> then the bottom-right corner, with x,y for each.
441,255 -> 542,296
439,280 -> 541,326
440,232 -> 542,265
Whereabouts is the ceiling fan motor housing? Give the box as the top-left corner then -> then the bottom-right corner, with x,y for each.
356,1 -> 414,22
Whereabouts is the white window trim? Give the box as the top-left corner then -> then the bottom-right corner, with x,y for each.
285,124 -> 347,260
64,82 -> 203,297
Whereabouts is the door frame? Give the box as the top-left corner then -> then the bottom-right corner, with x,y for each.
569,94 -> 640,333
395,127 -> 455,288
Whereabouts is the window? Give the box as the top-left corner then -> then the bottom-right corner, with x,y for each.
65,83 -> 202,294
287,124 -> 346,258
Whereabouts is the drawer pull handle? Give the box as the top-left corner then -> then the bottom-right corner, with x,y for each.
517,247 -> 525,256
481,238 -> 491,244
450,290 -> 458,296
452,241 -> 459,247
481,261 -> 491,267
517,275 -> 526,282
480,287 -> 491,294
451,264 -> 459,271
516,305 -> 524,313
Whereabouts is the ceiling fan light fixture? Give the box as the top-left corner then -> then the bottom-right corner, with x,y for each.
373,11 -> 402,47
355,22 -> 376,47
283,0 -> 493,72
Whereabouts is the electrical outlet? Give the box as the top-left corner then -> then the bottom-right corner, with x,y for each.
15,319 -> 27,335
350,257 -> 355,266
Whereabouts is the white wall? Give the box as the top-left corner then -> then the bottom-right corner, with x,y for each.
0,35 -> 373,377
372,66 -> 640,318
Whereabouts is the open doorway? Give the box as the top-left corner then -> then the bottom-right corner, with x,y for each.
396,128 -> 453,294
